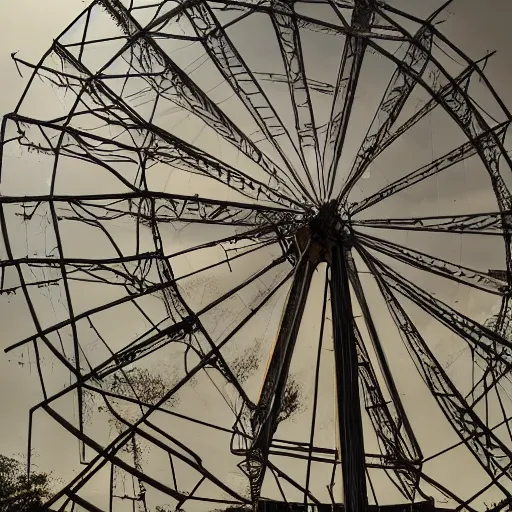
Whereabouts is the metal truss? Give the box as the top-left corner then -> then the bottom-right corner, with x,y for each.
2,0 -> 512,511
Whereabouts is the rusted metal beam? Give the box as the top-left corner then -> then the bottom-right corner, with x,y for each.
331,243 -> 368,512
247,231 -> 318,501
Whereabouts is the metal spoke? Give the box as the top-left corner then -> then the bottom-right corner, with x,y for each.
339,24 -> 434,202
342,51 -> 498,204
0,191 -> 303,226
37,266 -> 294,510
356,231 -> 507,295
185,2 -> 315,203
357,244 -> 512,500
350,120 -> 511,215
348,254 -> 422,500
270,1 -> 322,200
357,246 -> 512,369
366,11 -> 512,243
358,245 -> 512,446
323,0 -> 375,198
4,233 -> 282,354
353,210 -> 512,235
82,0 -> 301,202
247,237 -> 315,501
5,109 -> 300,209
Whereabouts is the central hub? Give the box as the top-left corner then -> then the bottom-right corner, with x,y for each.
309,200 -> 347,244
294,200 -> 351,263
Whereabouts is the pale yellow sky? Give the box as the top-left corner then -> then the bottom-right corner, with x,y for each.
1,1 -> 512,511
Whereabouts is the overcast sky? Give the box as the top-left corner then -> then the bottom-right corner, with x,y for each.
2,1 -> 512,511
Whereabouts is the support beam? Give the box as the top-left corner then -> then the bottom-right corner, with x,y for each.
248,241 -> 316,501
331,244 -> 368,512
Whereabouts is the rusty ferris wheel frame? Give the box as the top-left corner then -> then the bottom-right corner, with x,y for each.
2,0 -> 512,510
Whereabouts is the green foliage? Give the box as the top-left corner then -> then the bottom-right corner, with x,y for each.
0,454 -> 51,512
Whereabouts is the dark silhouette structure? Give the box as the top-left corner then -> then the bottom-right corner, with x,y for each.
489,270 -> 509,283
2,0 -> 512,511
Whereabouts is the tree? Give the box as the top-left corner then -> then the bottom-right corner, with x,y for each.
230,340 -> 304,425
277,375 -> 304,425
0,454 -> 51,512
83,366 -> 182,511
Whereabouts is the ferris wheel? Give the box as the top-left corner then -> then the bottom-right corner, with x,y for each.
2,0 -> 512,511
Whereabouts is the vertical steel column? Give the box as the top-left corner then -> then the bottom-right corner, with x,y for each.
330,244 -> 368,512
